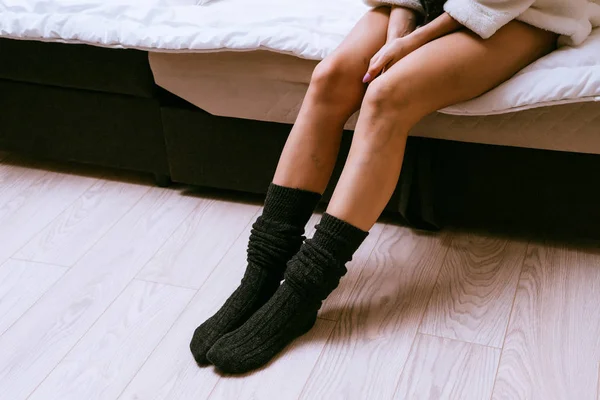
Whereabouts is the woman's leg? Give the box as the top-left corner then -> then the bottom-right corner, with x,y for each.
328,21 -> 557,230
189,8 -> 390,365
206,21 -> 557,374
273,7 -> 390,192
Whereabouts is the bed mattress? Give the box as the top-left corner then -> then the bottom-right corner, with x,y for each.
150,50 -> 600,154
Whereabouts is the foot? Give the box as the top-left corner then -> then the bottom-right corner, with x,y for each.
190,266 -> 281,365
190,184 -> 322,366
206,281 -> 318,374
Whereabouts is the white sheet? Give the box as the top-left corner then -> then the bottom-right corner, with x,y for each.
1,0 -> 599,116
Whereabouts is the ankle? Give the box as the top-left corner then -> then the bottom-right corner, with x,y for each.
262,183 -> 321,226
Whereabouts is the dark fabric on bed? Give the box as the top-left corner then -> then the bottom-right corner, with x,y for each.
0,79 -> 168,175
434,140 -> 600,239
0,38 -> 155,98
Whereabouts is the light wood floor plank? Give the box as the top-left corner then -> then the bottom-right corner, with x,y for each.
0,259 -> 66,336
4,158 -> 600,399
492,242 -> 600,400
0,157 -> 109,208
15,178 -> 150,266
0,188 -> 198,400
0,157 -> 48,203
393,334 -> 500,399
137,199 -> 260,288
300,226 -> 451,400
29,280 -> 195,400
208,318 -> 335,400
0,168 -> 97,262
419,233 -> 528,347
120,210 -> 259,400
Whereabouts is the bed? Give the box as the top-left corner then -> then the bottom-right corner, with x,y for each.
2,0 -> 600,232
3,0 -> 599,154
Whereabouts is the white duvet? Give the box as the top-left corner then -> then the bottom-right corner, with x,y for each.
1,0 -> 599,115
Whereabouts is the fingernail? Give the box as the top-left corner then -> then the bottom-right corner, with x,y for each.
362,73 -> 371,83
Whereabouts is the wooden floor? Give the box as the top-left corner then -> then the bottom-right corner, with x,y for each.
1,153 -> 600,400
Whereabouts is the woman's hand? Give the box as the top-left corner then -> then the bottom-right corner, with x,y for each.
363,36 -> 419,83
363,12 -> 464,83
361,6 -> 418,84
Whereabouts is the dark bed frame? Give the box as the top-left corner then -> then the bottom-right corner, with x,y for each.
3,38 -> 600,238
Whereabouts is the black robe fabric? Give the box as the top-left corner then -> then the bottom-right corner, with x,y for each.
420,0 -> 446,23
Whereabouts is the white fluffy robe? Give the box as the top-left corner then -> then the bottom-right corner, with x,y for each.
366,0 -> 600,45
364,0 -> 424,13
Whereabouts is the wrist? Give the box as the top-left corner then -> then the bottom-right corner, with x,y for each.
408,26 -> 429,46
394,33 -> 423,54
387,26 -> 415,41
391,5 -> 419,21
409,13 -> 463,45
388,6 -> 418,40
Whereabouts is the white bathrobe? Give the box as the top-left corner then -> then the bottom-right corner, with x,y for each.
365,0 -> 600,45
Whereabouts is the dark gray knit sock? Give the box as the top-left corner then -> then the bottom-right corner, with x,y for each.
206,213 -> 368,374
190,184 -> 320,365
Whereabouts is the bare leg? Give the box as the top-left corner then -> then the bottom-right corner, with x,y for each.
272,8 -> 390,193
327,21 -> 558,230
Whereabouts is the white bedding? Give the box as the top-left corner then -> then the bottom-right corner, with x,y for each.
1,0 -> 599,116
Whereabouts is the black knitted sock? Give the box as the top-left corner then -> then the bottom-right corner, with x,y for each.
206,213 -> 368,374
190,184 -> 320,365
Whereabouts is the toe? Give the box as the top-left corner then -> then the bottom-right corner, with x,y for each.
190,328 -> 212,366
206,340 -> 240,374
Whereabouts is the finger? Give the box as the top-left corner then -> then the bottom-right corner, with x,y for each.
384,55 -> 401,72
364,53 -> 386,82
363,45 -> 388,83
369,48 -> 384,67
364,52 -> 391,83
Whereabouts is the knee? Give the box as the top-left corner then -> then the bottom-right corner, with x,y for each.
353,75 -> 417,146
309,57 -> 364,106
362,75 -> 411,116
311,57 -> 355,93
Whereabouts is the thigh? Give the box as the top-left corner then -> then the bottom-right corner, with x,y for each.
324,8 -> 391,76
375,21 -> 557,122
